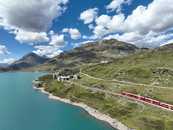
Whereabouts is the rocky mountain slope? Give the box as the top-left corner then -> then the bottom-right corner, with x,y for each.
0,63 -> 8,68
0,53 -> 49,71
0,39 -> 145,72
39,39 -> 139,71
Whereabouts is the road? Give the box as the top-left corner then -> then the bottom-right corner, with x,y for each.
68,80 -> 173,112
80,72 -> 173,90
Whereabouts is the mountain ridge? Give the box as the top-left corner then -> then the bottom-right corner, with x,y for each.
42,39 -> 139,71
0,52 -> 49,71
1,39 -> 173,72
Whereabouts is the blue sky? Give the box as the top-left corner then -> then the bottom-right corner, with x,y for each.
0,0 -> 173,63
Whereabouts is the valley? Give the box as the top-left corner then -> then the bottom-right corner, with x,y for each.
32,39 -> 173,130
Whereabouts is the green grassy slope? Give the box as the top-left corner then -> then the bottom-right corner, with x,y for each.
38,74 -> 173,130
83,47 -> 173,87
36,43 -> 173,130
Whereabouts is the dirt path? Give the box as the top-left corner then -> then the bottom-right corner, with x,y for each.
68,80 -> 173,112
80,72 -> 173,90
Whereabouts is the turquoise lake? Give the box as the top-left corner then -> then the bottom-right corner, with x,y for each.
0,72 -> 116,130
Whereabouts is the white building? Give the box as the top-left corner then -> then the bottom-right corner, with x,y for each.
53,72 -> 80,82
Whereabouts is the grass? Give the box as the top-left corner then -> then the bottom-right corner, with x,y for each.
38,75 -> 173,130
37,48 -> 173,130
82,50 -> 173,87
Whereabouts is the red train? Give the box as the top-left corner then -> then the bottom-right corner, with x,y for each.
121,91 -> 173,110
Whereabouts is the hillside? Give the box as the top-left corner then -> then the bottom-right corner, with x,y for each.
0,63 -> 8,68
36,39 -> 139,71
37,42 -> 173,130
1,53 -> 49,71
82,43 -> 173,87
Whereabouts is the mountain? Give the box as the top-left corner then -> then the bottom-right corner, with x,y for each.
158,43 -> 173,51
83,42 -> 173,87
39,39 -> 139,71
0,63 -> 9,68
37,42 -> 173,130
0,39 -> 146,72
4,53 -> 49,71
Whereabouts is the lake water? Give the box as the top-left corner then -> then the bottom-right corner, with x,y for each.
0,72 -> 116,130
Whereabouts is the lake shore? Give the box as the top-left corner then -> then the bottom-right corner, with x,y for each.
33,86 -> 131,130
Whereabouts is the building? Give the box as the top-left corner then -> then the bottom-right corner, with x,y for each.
53,69 -> 80,82
100,60 -> 109,64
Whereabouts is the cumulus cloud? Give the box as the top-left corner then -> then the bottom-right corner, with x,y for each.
124,0 -> 173,34
88,0 -> 173,47
93,14 -> 125,37
0,0 -> 69,32
93,25 -> 108,38
0,44 -> 14,64
82,35 -> 98,41
95,15 -> 111,27
0,44 -> 10,55
106,0 -> 131,12
14,30 -> 49,43
104,32 -> 142,43
33,33 -> 65,57
88,24 -> 94,30
0,58 -> 15,64
104,31 -> 173,48
49,34 -> 65,46
33,45 -> 63,58
80,8 -> 98,24
73,40 -> 95,48
63,28 -> 81,40
162,39 -> 173,46
0,0 -> 69,44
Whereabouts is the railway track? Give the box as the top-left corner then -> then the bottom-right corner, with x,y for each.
68,80 -> 173,112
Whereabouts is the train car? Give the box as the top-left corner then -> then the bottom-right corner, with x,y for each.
139,96 -> 145,100
170,105 -> 173,110
121,91 -> 127,96
121,91 -> 173,111
121,92 -> 139,99
142,97 -> 152,103
150,99 -> 160,105
159,102 -> 170,109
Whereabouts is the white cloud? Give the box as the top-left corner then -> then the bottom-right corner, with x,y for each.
63,28 -> 81,40
33,33 -> 65,57
93,25 -> 108,38
49,34 -> 65,46
73,40 -> 95,48
104,31 -> 173,48
0,0 -> 69,32
124,0 -> 173,34
14,30 -> 49,43
104,32 -> 142,43
59,0 -> 69,5
106,0 -> 131,12
0,44 -> 14,64
82,35 -> 97,40
49,30 -> 55,35
89,0 -> 173,47
80,8 -> 98,24
0,0 -> 69,44
0,44 -> 10,55
33,45 -> 63,58
162,39 -> 173,46
107,14 -> 125,32
95,15 -> 111,27
93,14 -> 125,37
0,58 -> 15,64
88,24 -> 94,30
62,28 -> 68,33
